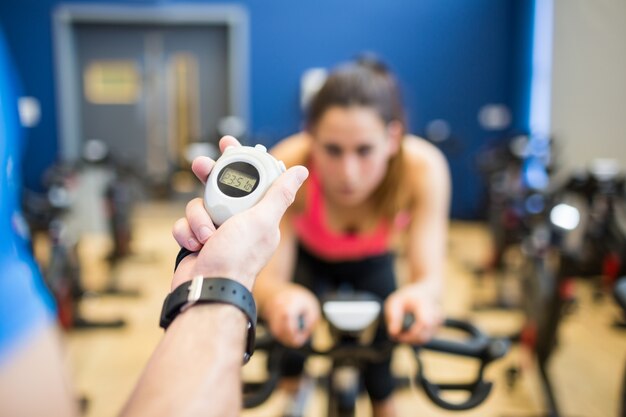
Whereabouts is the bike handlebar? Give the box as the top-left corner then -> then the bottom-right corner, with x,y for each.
243,317 -> 509,410
422,318 -> 509,360
416,318 -> 509,411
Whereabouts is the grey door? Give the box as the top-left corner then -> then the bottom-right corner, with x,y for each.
74,23 -> 228,189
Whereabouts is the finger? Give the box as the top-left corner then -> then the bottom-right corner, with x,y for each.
185,198 -> 216,243
218,135 -> 241,153
172,218 -> 202,251
395,320 -> 428,344
395,306 -> 439,344
384,297 -> 404,337
274,317 -> 305,348
254,166 -> 309,223
191,156 -> 215,184
288,328 -> 309,348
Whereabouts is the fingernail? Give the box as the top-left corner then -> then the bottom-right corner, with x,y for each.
198,226 -> 212,242
187,238 -> 200,249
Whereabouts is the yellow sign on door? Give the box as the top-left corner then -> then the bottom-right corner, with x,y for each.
84,60 -> 141,104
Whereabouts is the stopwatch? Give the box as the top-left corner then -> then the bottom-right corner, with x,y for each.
204,144 -> 286,226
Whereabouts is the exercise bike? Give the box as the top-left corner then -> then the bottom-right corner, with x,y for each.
558,160 -> 626,300
474,133 -> 557,312
244,291 -> 509,416
22,163 -> 125,330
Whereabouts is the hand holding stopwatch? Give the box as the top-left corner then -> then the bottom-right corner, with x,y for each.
204,144 -> 286,226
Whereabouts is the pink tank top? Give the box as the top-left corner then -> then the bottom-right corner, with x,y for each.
293,168 -> 409,261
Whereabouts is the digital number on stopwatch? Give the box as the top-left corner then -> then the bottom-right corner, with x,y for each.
215,161 -> 261,198
219,167 -> 257,192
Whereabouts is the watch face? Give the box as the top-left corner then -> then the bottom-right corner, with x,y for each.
216,162 -> 260,197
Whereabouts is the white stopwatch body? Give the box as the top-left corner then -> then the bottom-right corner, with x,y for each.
204,144 -> 286,226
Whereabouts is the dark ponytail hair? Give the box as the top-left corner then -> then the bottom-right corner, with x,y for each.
306,55 -> 406,133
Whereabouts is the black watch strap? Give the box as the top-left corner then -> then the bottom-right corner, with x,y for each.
160,277 -> 257,363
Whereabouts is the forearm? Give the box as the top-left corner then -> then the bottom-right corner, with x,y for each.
121,305 -> 246,417
406,219 -> 448,305
406,231 -> 447,306
254,269 -> 292,311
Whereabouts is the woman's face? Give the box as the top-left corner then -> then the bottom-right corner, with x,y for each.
310,106 -> 401,207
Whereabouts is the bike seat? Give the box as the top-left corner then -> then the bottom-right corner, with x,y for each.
322,292 -> 381,334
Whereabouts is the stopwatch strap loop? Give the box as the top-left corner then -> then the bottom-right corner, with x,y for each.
174,247 -> 198,272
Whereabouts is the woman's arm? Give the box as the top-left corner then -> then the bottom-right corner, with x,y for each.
254,132 -> 311,308
253,214 -> 298,308
385,137 -> 451,343
404,137 -> 451,298
253,133 -> 320,347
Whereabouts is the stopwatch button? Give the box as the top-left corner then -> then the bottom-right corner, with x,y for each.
278,161 -> 286,172
254,144 -> 267,153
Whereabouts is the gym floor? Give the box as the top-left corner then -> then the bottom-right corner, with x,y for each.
54,201 -> 626,417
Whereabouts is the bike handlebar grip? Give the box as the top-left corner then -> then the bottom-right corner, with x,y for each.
297,314 -> 306,332
401,313 -> 415,332
423,338 -> 488,358
419,378 -> 493,411
487,338 -> 510,360
243,375 -> 280,408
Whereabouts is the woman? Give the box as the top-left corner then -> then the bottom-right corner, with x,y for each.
261,58 -> 451,417
176,58 -> 450,417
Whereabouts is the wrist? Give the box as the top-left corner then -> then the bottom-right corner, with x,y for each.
172,253 -> 198,290
170,303 -> 247,335
172,254 -> 255,291
160,277 -> 257,363
191,263 -> 256,292
255,280 -> 292,314
405,280 -> 443,305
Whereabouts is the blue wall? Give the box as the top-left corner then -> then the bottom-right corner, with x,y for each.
0,0 -> 533,218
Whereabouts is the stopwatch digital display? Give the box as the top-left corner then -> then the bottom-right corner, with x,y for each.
205,144 -> 286,226
217,163 -> 259,196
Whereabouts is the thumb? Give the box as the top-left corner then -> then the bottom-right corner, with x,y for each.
255,165 -> 309,222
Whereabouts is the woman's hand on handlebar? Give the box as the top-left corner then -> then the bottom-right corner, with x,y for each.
384,283 -> 443,345
263,283 -> 321,348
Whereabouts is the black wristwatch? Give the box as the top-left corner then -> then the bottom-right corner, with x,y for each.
160,276 -> 257,364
